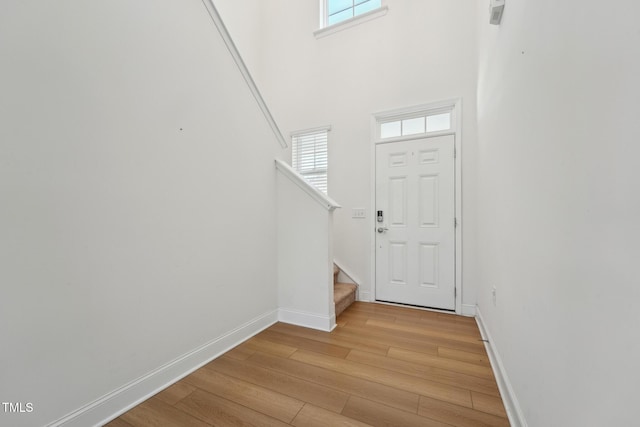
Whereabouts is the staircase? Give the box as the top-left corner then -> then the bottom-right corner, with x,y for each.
333,264 -> 357,318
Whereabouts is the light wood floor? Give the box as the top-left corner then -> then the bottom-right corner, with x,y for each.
106,302 -> 509,427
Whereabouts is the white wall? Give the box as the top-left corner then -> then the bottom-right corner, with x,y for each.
214,0 -> 265,78
0,1 -> 282,426
276,164 -> 336,331
476,0 -> 640,425
242,0 -> 479,309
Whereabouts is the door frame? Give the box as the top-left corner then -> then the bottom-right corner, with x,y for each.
369,98 -> 463,314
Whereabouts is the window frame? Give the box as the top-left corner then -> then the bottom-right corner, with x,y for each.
291,126 -> 331,194
374,104 -> 456,144
316,0 -> 388,39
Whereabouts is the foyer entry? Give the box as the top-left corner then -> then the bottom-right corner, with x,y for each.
375,135 -> 456,310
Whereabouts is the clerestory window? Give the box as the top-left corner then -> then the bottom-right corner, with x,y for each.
324,0 -> 382,27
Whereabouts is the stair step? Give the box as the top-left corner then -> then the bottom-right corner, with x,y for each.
334,282 -> 357,318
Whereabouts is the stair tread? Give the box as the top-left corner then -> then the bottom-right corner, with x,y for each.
334,282 -> 357,290
333,265 -> 356,318
334,282 -> 356,318
334,282 -> 356,303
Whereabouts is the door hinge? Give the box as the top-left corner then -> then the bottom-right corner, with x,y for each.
454,218 -> 458,228
453,147 -> 457,158
454,288 -> 457,298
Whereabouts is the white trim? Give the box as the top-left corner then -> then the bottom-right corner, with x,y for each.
370,98 -> 463,314
453,99 -> 463,315
475,307 -> 528,427
373,100 -> 456,122
371,300 -> 456,316
49,310 -> 279,427
275,159 -> 341,211
357,290 -> 371,302
373,101 -> 457,144
333,258 -> 361,286
461,304 -> 477,317
200,0 -> 287,149
278,308 -> 336,332
290,125 -> 332,138
376,129 -> 455,145
315,6 -> 388,39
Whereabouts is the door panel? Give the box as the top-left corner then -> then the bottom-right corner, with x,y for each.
419,175 -> 438,227
375,135 -> 455,310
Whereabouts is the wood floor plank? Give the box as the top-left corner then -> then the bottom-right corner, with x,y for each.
209,356 -> 349,413
346,349 -> 500,396
338,310 -> 398,323
438,347 -> 491,366
109,302 -> 508,427
367,318 -> 482,345
103,418 -> 135,427
353,304 -> 477,334
341,318 -> 486,355
290,349 -> 473,408
341,317 -> 369,328
119,398 -> 211,427
387,347 -> 495,379
399,315 -> 483,337
224,343 -> 257,361
175,388 -> 290,427
341,396 -> 451,427
419,395 -> 510,427
348,304 -> 478,337
348,302 -> 423,319
154,381 -> 197,405
247,351 -> 420,414
182,367 -> 303,423
336,318 -> 349,327
268,322 -> 390,355
435,312 -> 477,325
260,329 -> 351,358
471,392 -> 508,418
335,323 -> 439,356
244,336 -> 298,358
292,403 -> 373,427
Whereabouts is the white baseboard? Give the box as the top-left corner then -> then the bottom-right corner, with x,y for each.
278,308 -> 335,332
357,290 -> 371,302
461,303 -> 477,316
475,306 -> 527,427
49,309 -> 279,427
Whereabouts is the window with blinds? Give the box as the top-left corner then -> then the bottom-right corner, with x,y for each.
291,127 -> 329,194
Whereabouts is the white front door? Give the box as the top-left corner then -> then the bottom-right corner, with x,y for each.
375,135 -> 455,310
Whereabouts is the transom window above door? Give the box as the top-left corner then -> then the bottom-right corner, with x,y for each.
324,0 -> 382,26
376,108 -> 454,142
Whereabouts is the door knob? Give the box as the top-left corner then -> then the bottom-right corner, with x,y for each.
377,227 -> 389,233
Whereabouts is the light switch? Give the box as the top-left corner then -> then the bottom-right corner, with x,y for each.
352,208 -> 366,219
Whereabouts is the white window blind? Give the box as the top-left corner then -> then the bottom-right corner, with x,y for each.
292,128 -> 329,194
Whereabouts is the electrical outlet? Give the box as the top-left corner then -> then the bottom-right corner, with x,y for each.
352,208 -> 366,219
492,286 -> 497,306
